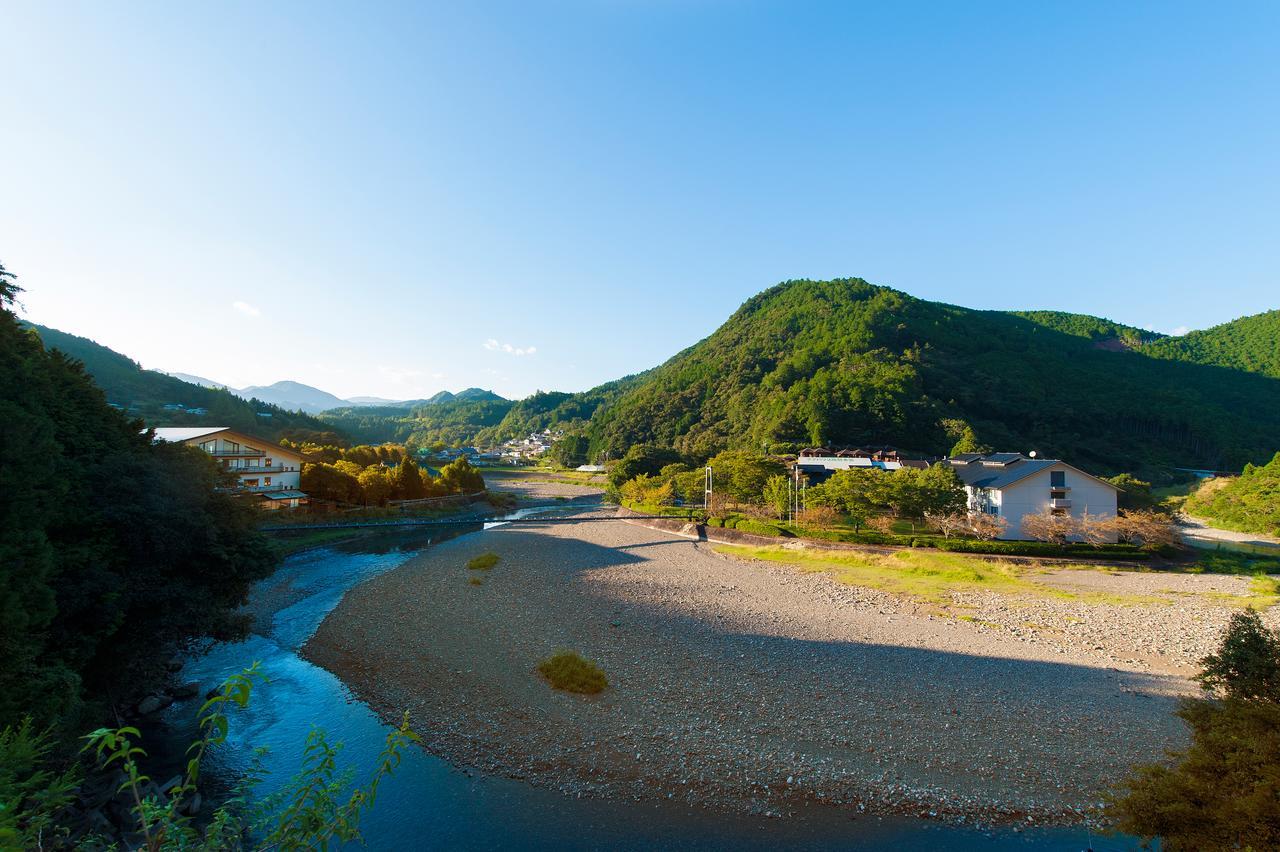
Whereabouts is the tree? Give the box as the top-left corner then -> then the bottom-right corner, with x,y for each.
608,445 -> 684,487
0,263 -> 277,732
1110,509 -> 1178,549
1108,612 -> 1280,849
393,458 -> 427,499
550,435 -> 589,468
1019,509 -> 1077,544
703,451 -> 787,504
357,466 -> 394,506
438,456 -> 485,493
301,462 -> 361,503
762,475 -> 790,519
1197,610 -> 1280,703
924,511 -> 968,539
1106,473 -> 1157,511
966,511 -> 1008,541
941,418 -> 990,456
883,465 -> 965,531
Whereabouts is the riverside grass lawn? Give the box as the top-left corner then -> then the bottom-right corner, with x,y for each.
712,544 -> 1280,612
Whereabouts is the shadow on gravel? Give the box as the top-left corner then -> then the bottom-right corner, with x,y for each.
487,526 -> 1189,808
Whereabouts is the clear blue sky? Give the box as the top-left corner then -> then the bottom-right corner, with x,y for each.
3,2 -> 1277,401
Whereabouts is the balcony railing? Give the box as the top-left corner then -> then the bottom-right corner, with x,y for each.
216,484 -> 289,494
210,450 -> 266,457
227,465 -> 294,475
1049,498 -> 1072,509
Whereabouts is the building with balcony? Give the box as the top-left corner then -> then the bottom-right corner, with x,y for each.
945,453 -> 1118,540
152,426 -> 307,509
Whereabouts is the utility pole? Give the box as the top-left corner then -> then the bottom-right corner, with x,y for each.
704,466 -> 713,512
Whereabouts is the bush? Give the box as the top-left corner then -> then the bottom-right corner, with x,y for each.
537,652 -> 608,694
735,519 -> 785,537
467,552 -> 500,570
706,516 -> 724,527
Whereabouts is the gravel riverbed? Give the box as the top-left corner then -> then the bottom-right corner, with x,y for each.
301,513 -> 1268,827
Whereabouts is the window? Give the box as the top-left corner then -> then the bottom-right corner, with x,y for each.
264,477 -> 272,485
1050,470 -> 1066,487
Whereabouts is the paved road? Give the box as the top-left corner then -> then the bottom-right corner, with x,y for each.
1178,514 -> 1280,553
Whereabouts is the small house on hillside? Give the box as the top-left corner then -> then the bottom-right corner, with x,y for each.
945,453 -> 1117,540
152,426 -> 307,510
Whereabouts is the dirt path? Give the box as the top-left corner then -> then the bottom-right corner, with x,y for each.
1178,514 -> 1280,551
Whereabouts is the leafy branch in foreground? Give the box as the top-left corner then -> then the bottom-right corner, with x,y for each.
1108,610 -> 1280,850
4,663 -> 416,850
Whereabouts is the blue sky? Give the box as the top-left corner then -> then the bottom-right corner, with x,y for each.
3,2 -> 1277,400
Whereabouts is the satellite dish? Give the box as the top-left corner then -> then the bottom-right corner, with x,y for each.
1029,450 -> 1038,458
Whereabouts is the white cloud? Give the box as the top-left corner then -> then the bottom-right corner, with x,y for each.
232,300 -> 261,318
483,338 -> 537,356
1169,325 -> 1190,337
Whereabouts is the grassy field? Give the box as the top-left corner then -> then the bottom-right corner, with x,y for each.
713,544 -> 1279,611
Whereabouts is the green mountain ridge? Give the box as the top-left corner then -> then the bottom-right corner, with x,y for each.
1141,309 -> 1280,379
576,279 -> 1279,475
314,279 -> 1279,478
25,323 -> 342,441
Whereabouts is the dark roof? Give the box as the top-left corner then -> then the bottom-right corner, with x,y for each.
980,452 -> 1025,465
945,453 -> 1119,492
949,453 -> 985,464
948,457 -> 1057,489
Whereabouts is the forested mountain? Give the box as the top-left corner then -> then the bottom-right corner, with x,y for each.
1008,311 -> 1161,349
1142,309 -> 1280,379
579,279 -> 1280,477
319,389 -> 514,446
302,280 -> 1278,475
25,323 -> 343,441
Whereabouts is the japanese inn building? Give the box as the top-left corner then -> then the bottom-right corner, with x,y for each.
152,426 -> 307,510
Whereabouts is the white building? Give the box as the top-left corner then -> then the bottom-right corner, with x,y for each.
152,426 -> 307,510
945,453 -> 1118,540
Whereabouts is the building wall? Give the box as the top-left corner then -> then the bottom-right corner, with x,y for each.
994,464 -> 1117,540
187,431 -> 304,492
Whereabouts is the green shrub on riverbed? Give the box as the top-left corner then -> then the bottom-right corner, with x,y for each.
537,652 -> 608,694
467,552 -> 501,570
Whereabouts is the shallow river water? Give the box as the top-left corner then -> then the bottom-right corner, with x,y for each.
151,509 -> 1144,850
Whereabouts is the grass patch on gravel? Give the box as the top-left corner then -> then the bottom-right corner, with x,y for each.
713,545 -> 1180,608
468,576 -> 485,586
537,651 -> 608,694
467,552 -> 501,571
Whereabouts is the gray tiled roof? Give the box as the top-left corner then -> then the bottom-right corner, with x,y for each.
948,457 -> 1056,489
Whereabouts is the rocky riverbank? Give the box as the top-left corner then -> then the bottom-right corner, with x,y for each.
300,512 -> 1257,827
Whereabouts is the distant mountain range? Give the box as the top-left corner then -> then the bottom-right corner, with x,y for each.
155,373 -> 500,414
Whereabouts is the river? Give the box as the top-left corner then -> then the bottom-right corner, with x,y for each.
150,507 -> 1142,850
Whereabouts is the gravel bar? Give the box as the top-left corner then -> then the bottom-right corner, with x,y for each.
300,513 -> 1260,827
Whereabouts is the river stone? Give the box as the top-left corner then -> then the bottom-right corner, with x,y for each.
136,694 -> 172,715
173,681 -> 201,699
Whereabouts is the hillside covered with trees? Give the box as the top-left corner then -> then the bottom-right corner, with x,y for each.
25,323 -> 343,442
580,279 -> 1280,477
1142,309 -> 1280,379
1,265 -> 278,734
1184,454 -> 1280,536
273,279 -> 1280,482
